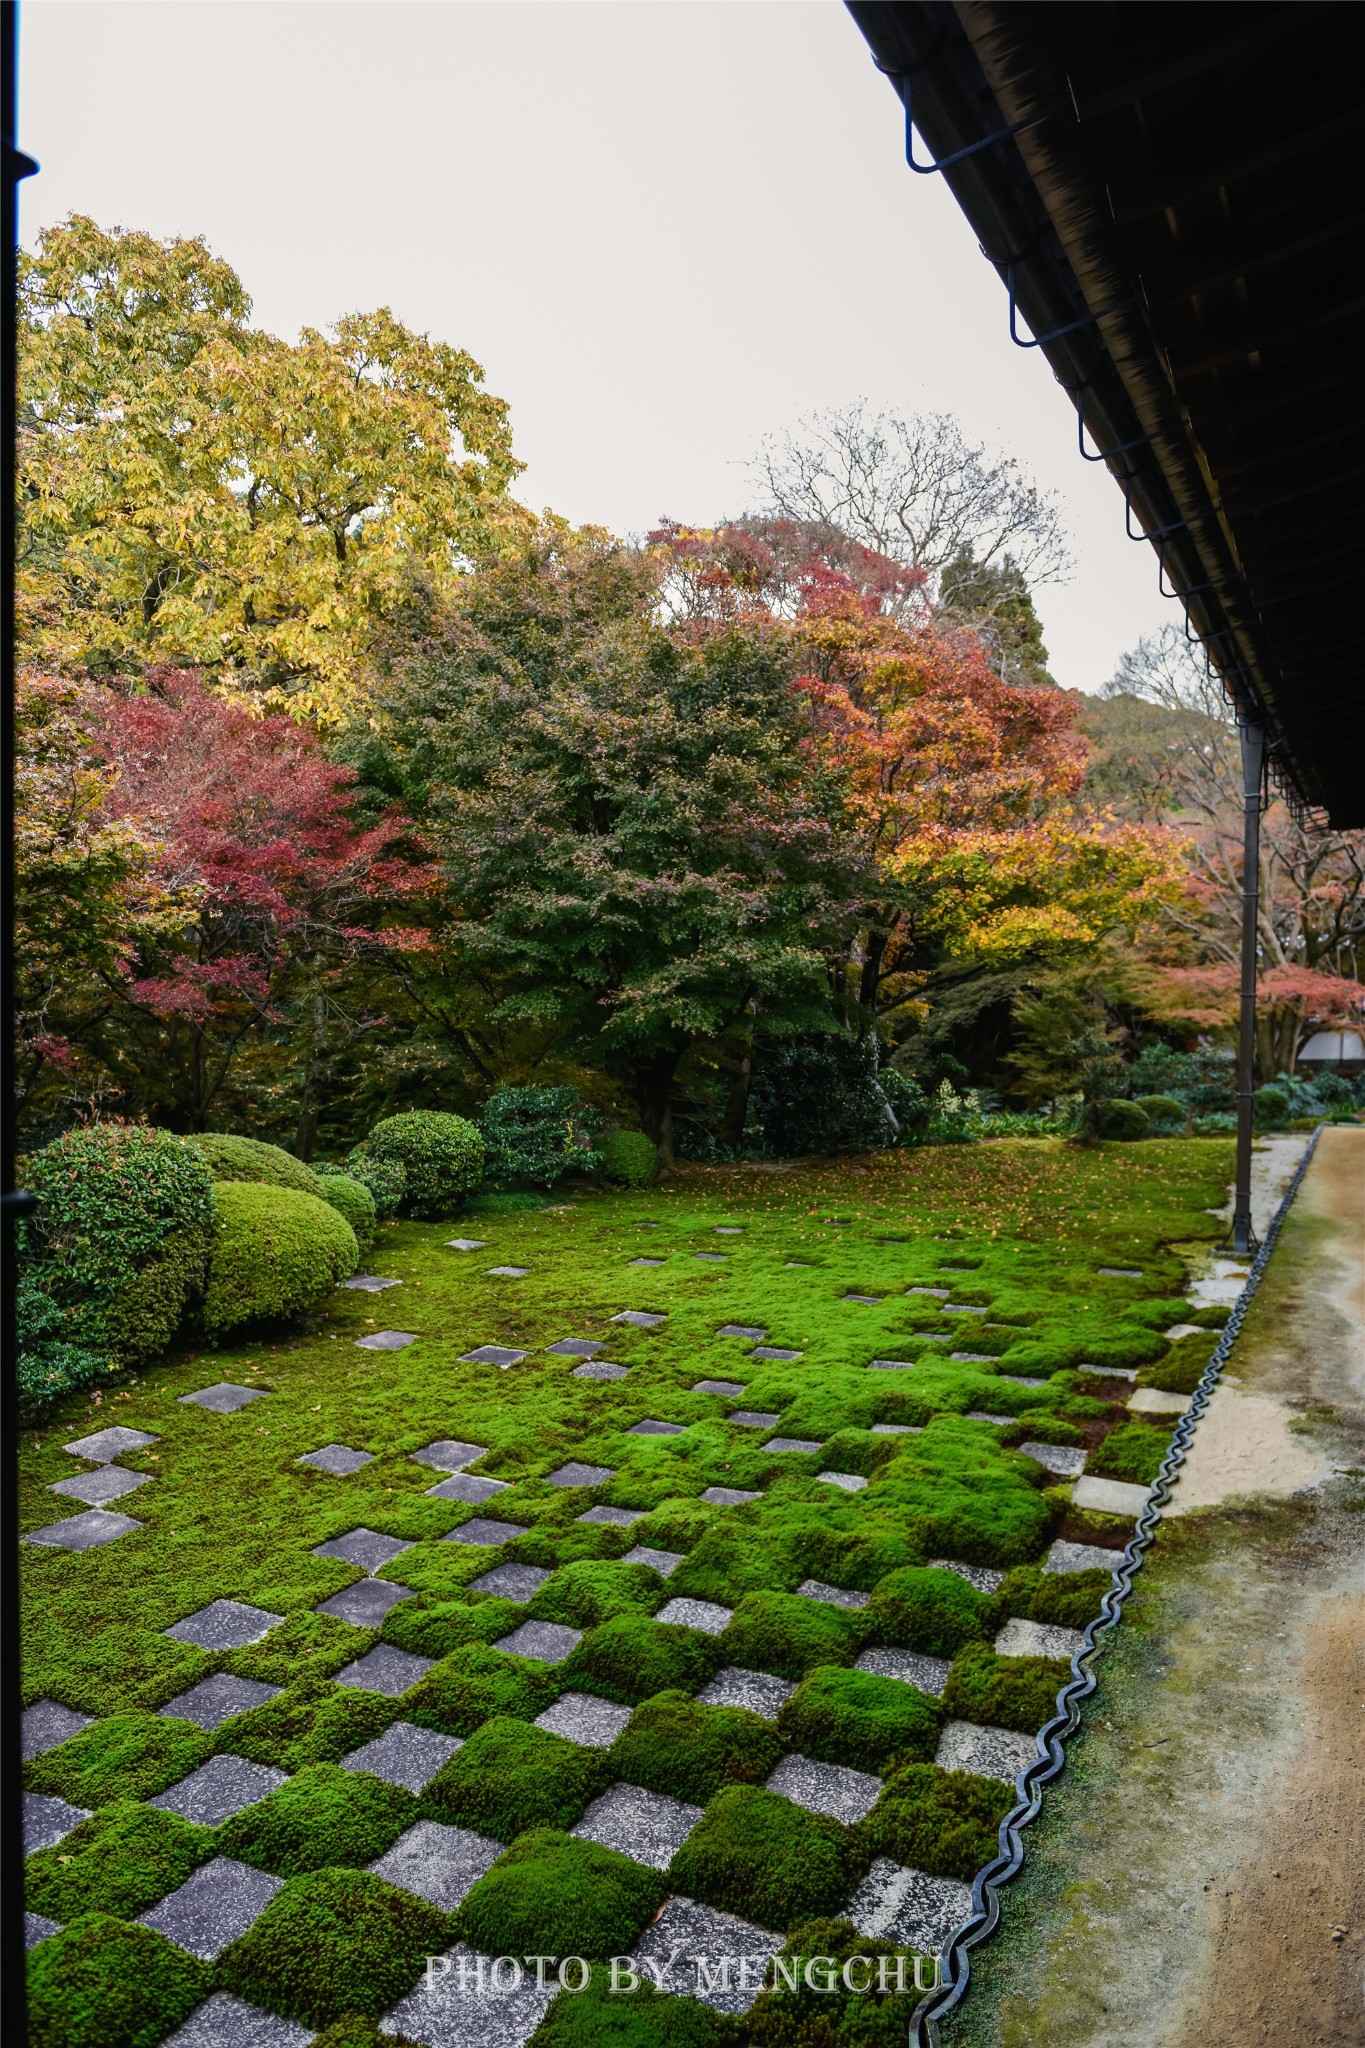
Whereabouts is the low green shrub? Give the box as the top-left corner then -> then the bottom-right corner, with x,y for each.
24,1803 -> 212,1921
722,1591 -> 859,1680
858,1762 -> 1010,1882
1087,1418 -> 1171,1485
1133,1095 -> 1185,1132
669,1784 -> 865,1931
599,1130 -> 658,1187
218,1762 -> 415,1875
25,1914 -> 209,2048
18,1123 -> 216,1404
354,1110 -> 483,1218
405,1641 -> 561,1735
479,1086 -> 602,1188
343,1146 -> 407,1220
861,1567 -> 996,1657
943,1642 -> 1065,1734
1096,1099 -> 1149,1140
777,1665 -> 940,1772
459,1829 -> 666,1960
565,1615 -> 720,1705
24,1710 -> 210,1808
1192,1112 -> 1236,1135
1253,1084 -> 1291,1130
1139,1330 -> 1217,1393
995,1564 -> 1110,1630
425,1717 -> 611,1837
610,1689 -> 783,1802
217,1868 -> 453,2027
191,1134 -> 323,1196
312,1166 -> 378,1257
201,1181 -> 358,1337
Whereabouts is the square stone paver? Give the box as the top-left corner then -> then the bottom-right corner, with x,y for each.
1072,1475 -> 1152,1517
929,1559 -> 1005,1595
316,1578 -> 415,1627
545,1338 -> 602,1358
718,1323 -> 766,1339
62,1425 -> 158,1463
296,1444 -> 374,1476
357,1331 -> 419,1352
573,1783 -> 703,1870
165,1600 -> 285,1651
343,1721 -> 463,1793
700,1485 -> 762,1506
632,1896 -> 784,2015
936,1719 -> 1036,1782
24,1791 -> 91,1854
798,1579 -> 870,1610
857,1647 -> 951,1696
158,1674 -> 283,1731
382,1943 -> 559,2047
445,1239 -> 487,1251
1129,1386 -> 1191,1415
867,1358 -> 917,1372
966,1411 -> 1013,1426
426,1472 -> 510,1505
448,1515 -> 532,1540
871,1422 -> 921,1434
694,1253 -> 727,1263
622,1544 -> 684,1577
24,1509 -> 145,1551
751,1346 -> 802,1361
656,1596 -> 732,1635
492,1620 -> 582,1664
161,1993 -> 314,2047
847,1858 -> 973,1956
344,1275 -> 402,1292
628,1418 -> 685,1436
611,1310 -> 665,1328
714,1226 -> 744,1235
817,1471 -> 868,1492
313,1527 -> 413,1571
21,1699 -> 93,1760
1044,1538 -> 1119,1574
577,1504 -> 647,1526
697,1666 -> 795,1719
335,1644 -> 434,1695
179,1383 -> 266,1412
628,1257 -> 664,1267
730,1410 -> 780,1429
950,1351 -> 999,1365
766,1753 -> 881,1824
140,1857 -> 283,1960
533,1692 -> 634,1748
1019,1442 -> 1087,1478
151,1755 -> 289,1826
995,1617 -> 1087,1661
762,1437 -> 821,1456
545,1461 -> 614,1488
693,1379 -> 747,1398
370,1819 -> 504,1910
410,1440 -> 489,1474
1078,1363 -> 1137,1381
573,1360 -> 630,1380
50,1464 -> 152,1506
843,1292 -> 883,1305
469,1562 -> 550,1603
908,1286 -> 950,1298
1098,1266 -> 1143,1278
487,1267 -> 530,1279
459,1345 -> 528,1366
25,1913 -> 60,1949
943,1304 -> 989,1316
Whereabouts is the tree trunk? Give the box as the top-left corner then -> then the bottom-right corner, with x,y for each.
635,1047 -> 684,1170
294,972 -> 328,1160
858,928 -> 888,1016
720,1019 -> 755,1153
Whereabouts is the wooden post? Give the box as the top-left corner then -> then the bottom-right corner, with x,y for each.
1230,718 -> 1265,1254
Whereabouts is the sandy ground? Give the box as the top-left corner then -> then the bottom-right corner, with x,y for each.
938,1126 -> 1365,2048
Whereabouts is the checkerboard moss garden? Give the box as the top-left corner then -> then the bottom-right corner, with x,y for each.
21,1137 -> 1235,2047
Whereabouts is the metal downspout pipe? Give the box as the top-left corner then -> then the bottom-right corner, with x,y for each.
1231,719 -> 1266,1254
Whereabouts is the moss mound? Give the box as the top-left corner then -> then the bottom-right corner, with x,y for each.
531,1969 -> 733,2047
722,1591 -> 859,1680
943,1642 -> 1067,1734
566,1615 -> 720,1704
1087,1418 -> 1172,1485
459,1829 -> 667,1959
406,1641 -> 561,1735
424,1717 -> 611,1837
218,1761 -> 416,1875
201,1180 -> 359,1336
859,1761 -> 1010,1882
25,1710 -> 210,1807
862,1567 -> 997,1656
25,1913 -> 209,2048
1138,1330 -> 1218,1393
778,1664 -> 941,1772
610,1689 -> 784,1803
670,1784 -> 865,1932
217,1867 -> 453,2026
24,1803 -> 212,1921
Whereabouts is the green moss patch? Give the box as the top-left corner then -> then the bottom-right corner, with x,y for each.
858,1761 -> 1011,1882
218,1761 -> 416,1875
25,1913 -> 209,2048
459,1828 -> 666,1959
996,1564 -> 1110,1631
1087,1418 -> 1172,1485
747,1917 -> 927,2045
218,1867 -> 454,2026
24,1710 -> 210,1807
566,1614 -> 720,1704
1138,1330 -> 1218,1393
669,1785 -> 865,1932
532,1969 -> 736,2048
221,1676 -> 399,1772
24,1802 -> 213,1921
424,1716 -> 610,1837
942,1642 -> 1067,1734
530,1559 -> 665,1629
610,1689 -> 783,1802
405,1641 -> 561,1734
722,1591 -> 858,1680
777,1665 -> 940,1772
862,1567 -> 997,1656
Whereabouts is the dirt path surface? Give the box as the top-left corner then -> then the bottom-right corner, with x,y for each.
940,1127 -> 1365,2048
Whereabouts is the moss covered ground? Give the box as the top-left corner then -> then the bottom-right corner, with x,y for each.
20,1138 -> 1230,2045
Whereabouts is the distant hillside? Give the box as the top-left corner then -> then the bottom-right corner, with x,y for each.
1075,691 -> 1222,820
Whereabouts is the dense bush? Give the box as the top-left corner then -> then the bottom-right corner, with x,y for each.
1127,1044 -> 1234,1112
1095,1098 -> 1149,1141
200,1182 -> 358,1337
353,1110 -> 483,1217
191,1133 -> 324,1195
1134,1094 -> 1185,1132
312,1166 -> 378,1257
1253,1084 -> 1291,1129
17,1123 -> 216,1405
458,1830 -> 666,1960
343,1145 -> 407,1220
744,1035 -> 898,1157
479,1086 -> 601,1188
880,1068 -> 932,1140
599,1129 -> 658,1187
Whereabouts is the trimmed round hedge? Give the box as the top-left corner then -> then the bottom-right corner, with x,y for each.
312,1167 -> 378,1257
191,1133 -> 324,1198
201,1183 -> 358,1338
343,1145 -> 407,1221
353,1111 -> 483,1218
599,1129 -> 657,1187
1134,1094 -> 1185,1132
1096,1099 -> 1150,1141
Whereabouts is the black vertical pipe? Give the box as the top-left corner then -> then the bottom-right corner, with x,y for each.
1230,718 -> 1265,1254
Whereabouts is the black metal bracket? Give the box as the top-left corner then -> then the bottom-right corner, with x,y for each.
1123,475 -> 1195,541
1008,265 -> 1132,349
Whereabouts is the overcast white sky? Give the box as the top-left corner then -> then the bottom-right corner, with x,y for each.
19,0 -> 1172,690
